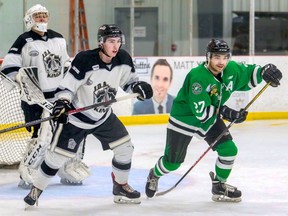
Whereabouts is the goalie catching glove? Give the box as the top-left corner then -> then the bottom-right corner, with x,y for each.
52,99 -> 72,124
261,64 -> 282,87
131,81 -> 153,101
219,105 -> 248,124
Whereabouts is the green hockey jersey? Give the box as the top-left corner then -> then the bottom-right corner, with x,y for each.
170,61 -> 263,136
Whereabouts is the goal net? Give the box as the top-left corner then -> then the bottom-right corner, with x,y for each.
0,59 -> 31,167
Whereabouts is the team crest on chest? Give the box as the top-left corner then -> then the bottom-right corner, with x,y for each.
42,49 -> 62,78
93,82 -> 117,112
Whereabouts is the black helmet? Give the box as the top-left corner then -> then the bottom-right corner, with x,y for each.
206,39 -> 231,58
98,24 -> 125,44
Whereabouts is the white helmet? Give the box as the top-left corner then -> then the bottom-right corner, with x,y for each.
23,4 -> 49,32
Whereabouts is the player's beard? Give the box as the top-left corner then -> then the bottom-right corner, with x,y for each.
208,63 -> 223,76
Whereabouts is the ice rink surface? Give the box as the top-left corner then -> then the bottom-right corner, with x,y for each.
0,119 -> 287,216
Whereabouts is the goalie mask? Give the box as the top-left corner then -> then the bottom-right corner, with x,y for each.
24,4 -> 49,32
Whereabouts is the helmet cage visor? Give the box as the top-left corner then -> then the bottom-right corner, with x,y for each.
24,4 -> 49,31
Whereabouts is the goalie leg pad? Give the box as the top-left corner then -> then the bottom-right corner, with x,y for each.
18,138 -> 38,184
19,110 -> 53,185
57,139 -> 90,183
23,140 -> 48,169
18,162 -> 37,185
57,159 -> 91,183
23,110 -> 53,169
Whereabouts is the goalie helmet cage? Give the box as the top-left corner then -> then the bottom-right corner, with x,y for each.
0,59 -> 31,167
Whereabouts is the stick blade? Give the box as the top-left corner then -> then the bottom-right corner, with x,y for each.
155,185 -> 176,197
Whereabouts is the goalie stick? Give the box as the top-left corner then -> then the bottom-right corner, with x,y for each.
0,93 -> 139,134
156,82 -> 271,197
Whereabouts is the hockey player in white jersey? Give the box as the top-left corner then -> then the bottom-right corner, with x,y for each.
0,4 -> 90,188
23,24 -> 153,207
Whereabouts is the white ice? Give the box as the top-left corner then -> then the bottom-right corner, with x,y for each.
0,119 -> 288,216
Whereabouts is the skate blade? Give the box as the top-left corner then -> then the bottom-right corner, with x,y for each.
24,203 -> 36,210
113,195 -> 141,204
212,195 -> 241,203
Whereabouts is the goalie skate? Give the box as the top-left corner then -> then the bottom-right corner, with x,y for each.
209,171 -> 241,203
112,173 -> 141,204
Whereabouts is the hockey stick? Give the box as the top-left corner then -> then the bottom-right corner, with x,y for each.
0,93 -> 139,134
156,82 -> 271,197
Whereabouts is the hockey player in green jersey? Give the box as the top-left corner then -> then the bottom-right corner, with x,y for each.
145,38 -> 282,202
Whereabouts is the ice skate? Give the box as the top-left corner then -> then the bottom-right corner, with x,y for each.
145,168 -> 159,198
112,173 -> 141,204
209,171 -> 241,202
24,186 -> 43,209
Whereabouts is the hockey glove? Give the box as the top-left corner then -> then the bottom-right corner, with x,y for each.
21,101 -> 42,138
219,105 -> 248,124
131,81 -> 153,101
52,99 -> 72,124
261,64 -> 282,87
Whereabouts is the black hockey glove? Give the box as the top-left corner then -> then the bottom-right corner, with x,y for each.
21,101 -> 42,138
219,105 -> 248,124
261,64 -> 282,87
131,81 -> 153,101
52,99 -> 72,124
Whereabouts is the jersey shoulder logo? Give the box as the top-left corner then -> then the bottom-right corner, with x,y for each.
191,82 -> 202,95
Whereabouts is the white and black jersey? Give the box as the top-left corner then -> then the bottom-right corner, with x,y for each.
55,48 -> 138,129
1,30 -> 70,102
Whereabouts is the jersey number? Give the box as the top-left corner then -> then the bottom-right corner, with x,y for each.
194,101 -> 205,113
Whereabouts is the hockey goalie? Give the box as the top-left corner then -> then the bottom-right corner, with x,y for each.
16,67 -> 91,189
0,4 -> 91,187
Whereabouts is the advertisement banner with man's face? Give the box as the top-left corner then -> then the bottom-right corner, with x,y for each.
129,57 -> 249,115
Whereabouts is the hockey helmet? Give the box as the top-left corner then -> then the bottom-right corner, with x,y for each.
24,4 -> 49,32
206,39 -> 231,59
98,24 -> 125,45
